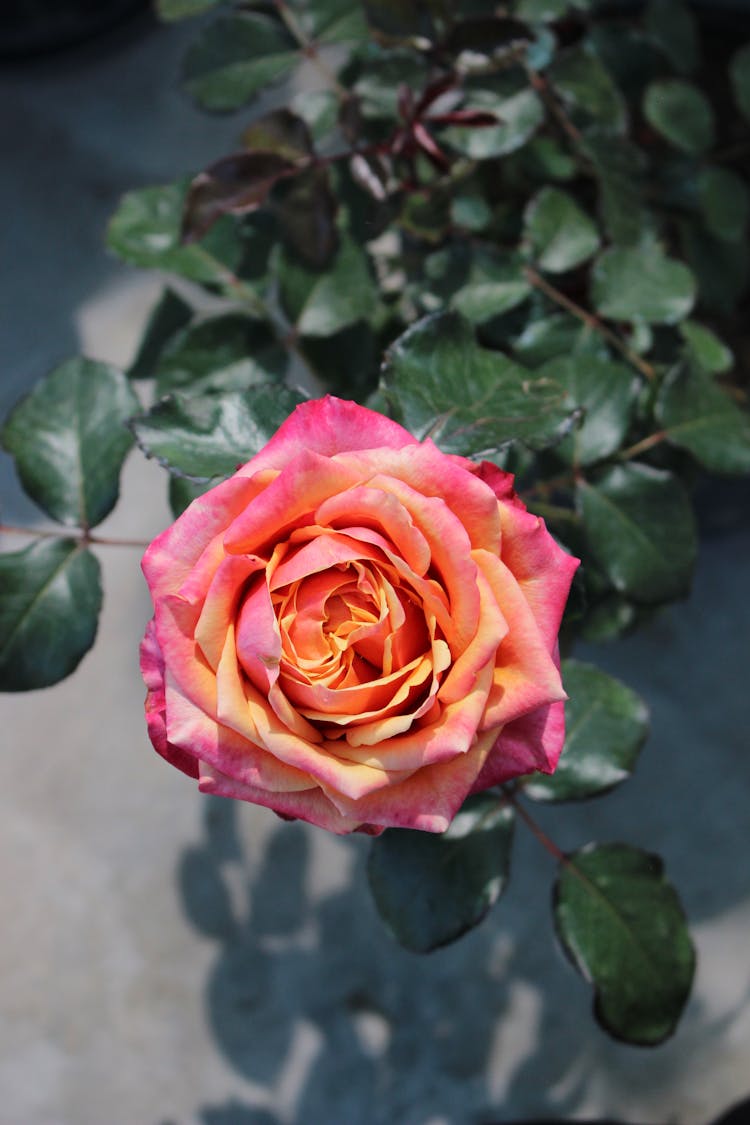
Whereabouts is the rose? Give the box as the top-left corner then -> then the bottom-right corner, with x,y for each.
140,396 -> 578,835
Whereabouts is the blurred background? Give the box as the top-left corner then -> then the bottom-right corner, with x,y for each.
1,5 -> 750,1123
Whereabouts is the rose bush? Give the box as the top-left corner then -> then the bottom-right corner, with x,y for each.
141,396 -> 578,835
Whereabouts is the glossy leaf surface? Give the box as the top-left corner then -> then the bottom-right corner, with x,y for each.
368,795 -> 514,953
524,660 -> 648,802
578,463 -> 697,604
0,539 -> 102,691
2,359 -> 139,529
381,312 -> 578,457
554,843 -> 695,1044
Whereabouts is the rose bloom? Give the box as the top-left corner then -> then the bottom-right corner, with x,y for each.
140,397 -> 578,835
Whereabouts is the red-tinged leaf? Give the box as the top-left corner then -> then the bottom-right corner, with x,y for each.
413,121 -> 450,169
350,153 -> 391,201
272,165 -> 338,268
429,109 -> 500,127
182,151 -> 297,242
240,108 -> 313,161
415,73 -> 457,114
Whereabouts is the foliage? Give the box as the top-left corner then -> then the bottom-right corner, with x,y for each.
4,0 -> 750,1046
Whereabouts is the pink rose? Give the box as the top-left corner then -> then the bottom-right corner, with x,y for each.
140,397 -> 578,835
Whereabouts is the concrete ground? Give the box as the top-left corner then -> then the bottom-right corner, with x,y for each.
2,12 -> 750,1125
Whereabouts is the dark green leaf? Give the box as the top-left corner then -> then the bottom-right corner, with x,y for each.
380,311 -> 578,457
127,288 -> 193,380
581,132 -> 647,246
154,313 -> 287,397
580,592 -> 643,642
729,43 -> 750,122
554,843 -> 695,1044
591,244 -> 695,325
182,13 -> 298,113
521,136 -> 577,182
354,51 -> 430,122
512,312 -> 608,367
362,0 -> 438,44
277,237 -> 377,336
398,189 -> 452,245
451,250 -> 531,323
696,166 -> 749,243
656,362 -> 750,475
549,44 -> 626,134
515,0 -> 568,19
524,187 -> 600,273
680,220 -> 749,313
2,359 -> 139,529
367,794 -> 515,953
643,79 -> 714,156
0,539 -> 102,691
130,384 -> 306,480
578,463 -> 697,604
156,0 -> 221,19
443,87 -> 544,160
678,321 -> 732,375
183,151 -> 296,242
540,355 -> 637,466
296,322 -> 378,401
290,88 -> 339,142
525,660 -> 648,802
644,0 -> 699,74
107,181 -> 243,283
307,0 -> 368,43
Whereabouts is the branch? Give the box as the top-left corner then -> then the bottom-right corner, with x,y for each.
0,524 -> 150,548
523,266 -> 656,382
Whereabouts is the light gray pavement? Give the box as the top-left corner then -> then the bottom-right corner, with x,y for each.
2,13 -> 750,1125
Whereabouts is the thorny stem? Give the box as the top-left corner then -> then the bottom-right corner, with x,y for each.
523,266 -> 657,382
503,788 -> 568,865
273,0 -> 350,102
0,524 -> 149,549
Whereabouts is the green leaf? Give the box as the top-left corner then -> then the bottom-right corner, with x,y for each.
0,539 -> 102,691
644,0 -> 699,74
581,132 -> 647,246
678,321 -> 733,375
696,166 -> 749,243
515,0 -> 568,20
154,313 -> 287,397
107,181 -> 242,283
362,0 -> 438,44
591,244 -> 695,325
578,463 -> 697,604
451,250 -> 531,324
512,312 -> 607,367
554,843 -> 695,1044
130,384 -> 306,480
240,108 -> 313,161
643,79 -> 714,156
2,358 -> 139,529
367,795 -> 515,953
524,660 -> 648,802
524,187 -> 600,273
656,362 -> 750,475
156,0 -> 221,20
540,355 -> 637,466
443,86 -> 544,160
127,288 -> 193,380
307,0 -> 368,43
549,44 -> 627,134
680,220 -> 749,314
182,13 -> 298,113
729,43 -> 750,122
380,311 -> 578,458
277,237 -> 378,337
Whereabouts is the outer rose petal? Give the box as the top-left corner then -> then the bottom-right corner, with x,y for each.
472,698 -> 566,790
235,395 -> 417,476
140,620 -> 198,779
